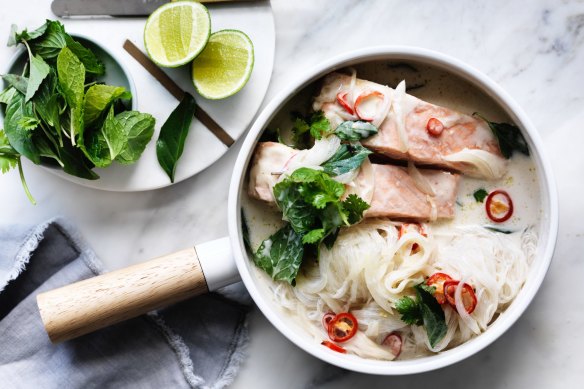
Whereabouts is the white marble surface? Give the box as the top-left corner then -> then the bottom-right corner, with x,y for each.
1,0 -> 583,388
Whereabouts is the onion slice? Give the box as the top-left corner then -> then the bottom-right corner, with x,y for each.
407,162 -> 436,196
443,148 -> 507,179
284,136 -> 341,175
393,80 -> 409,152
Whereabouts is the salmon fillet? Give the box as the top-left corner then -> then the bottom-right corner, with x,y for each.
248,142 -> 460,221
313,72 -> 506,178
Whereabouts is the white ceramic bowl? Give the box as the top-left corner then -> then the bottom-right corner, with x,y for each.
228,46 -> 558,375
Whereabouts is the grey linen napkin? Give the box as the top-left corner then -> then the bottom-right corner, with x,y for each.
0,218 -> 250,389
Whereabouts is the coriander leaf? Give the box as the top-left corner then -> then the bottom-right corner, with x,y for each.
8,22 -> 48,46
395,296 -> 423,326
25,54 -> 50,102
115,111 -> 155,164
342,194 -> 370,225
474,113 -> 529,159
334,121 -> 378,141
30,20 -> 67,59
3,92 -> 40,164
101,106 -> 125,161
83,84 -> 131,127
308,111 -> 331,140
322,143 -> 372,177
156,93 -> 196,183
253,224 -> 305,284
415,284 -> 447,348
64,35 -> 105,76
0,130 -> 19,173
17,117 -> 40,131
57,47 -> 85,143
473,188 -> 488,203
1,74 -> 28,95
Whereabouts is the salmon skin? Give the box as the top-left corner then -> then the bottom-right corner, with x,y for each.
313,72 -> 506,179
248,142 -> 460,221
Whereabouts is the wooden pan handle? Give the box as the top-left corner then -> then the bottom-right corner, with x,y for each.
37,248 -> 208,343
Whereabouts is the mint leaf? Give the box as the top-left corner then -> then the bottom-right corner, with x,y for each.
474,113 -> 529,159
33,70 -> 61,130
473,188 -> 488,203
57,46 -> 85,143
0,87 -> 17,105
101,106 -> 125,161
25,54 -> 50,102
8,22 -> 48,46
395,296 -> 423,326
253,224 -> 305,284
322,143 -> 372,177
31,20 -> 67,59
64,35 -> 105,76
83,84 -> 131,127
334,121 -> 378,141
115,111 -> 155,164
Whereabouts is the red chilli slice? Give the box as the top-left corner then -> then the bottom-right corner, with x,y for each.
426,117 -> 445,136
327,312 -> 358,343
354,90 -> 385,121
336,91 -> 354,115
382,332 -> 403,358
485,189 -> 514,223
426,272 -> 453,305
321,340 -> 347,354
443,280 -> 478,314
322,312 -> 336,330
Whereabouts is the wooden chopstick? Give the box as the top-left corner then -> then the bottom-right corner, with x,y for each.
123,39 -> 235,147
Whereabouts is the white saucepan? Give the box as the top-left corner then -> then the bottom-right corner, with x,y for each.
37,46 -> 558,375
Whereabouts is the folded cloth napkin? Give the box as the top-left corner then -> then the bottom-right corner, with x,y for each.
0,218 -> 250,389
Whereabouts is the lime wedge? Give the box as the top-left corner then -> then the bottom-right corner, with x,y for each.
144,1 -> 211,68
192,30 -> 254,100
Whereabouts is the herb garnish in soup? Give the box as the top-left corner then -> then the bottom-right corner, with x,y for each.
242,69 -> 538,360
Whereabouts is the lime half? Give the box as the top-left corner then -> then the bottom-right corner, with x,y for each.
144,1 -> 211,68
192,30 -> 254,100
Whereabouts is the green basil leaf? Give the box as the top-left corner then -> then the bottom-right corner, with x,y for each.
25,54 -> 50,102
474,113 -> 529,159
114,111 -> 155,164
156,93 -> 196,183
30,20 -> 67,59
415,284 -> 447,348
3,92 -> 40,164
8,22 -> 48,46
334,120 -> 378,141
64,35 -> 105,76
83,84 -> 131,127
1,74 -> 28,95
253,224 -> 305,284
321,143 -> 372,176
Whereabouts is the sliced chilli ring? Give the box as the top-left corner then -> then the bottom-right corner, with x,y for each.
382,332 -> 403,358
336,91 -> 354,115
426,117 -> 445,136
321,340 -> 347,354
327,312 -> 358,343
444,280 -> 477,314
485,189 -> 514,223
426,272 -> 453,304
322,312 -> 336,330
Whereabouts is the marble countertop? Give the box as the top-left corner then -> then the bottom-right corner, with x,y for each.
1,0 -> 582,388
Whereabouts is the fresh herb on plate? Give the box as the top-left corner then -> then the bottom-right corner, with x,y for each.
334,120 -> 378,141
473,188 -> 488,203
395,283 -> 447,348
473,113 -> 529,159
322,143 -> 372,176
156,93 -> 197,183
0,20 -> 155,203
290,111 -> 332,147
